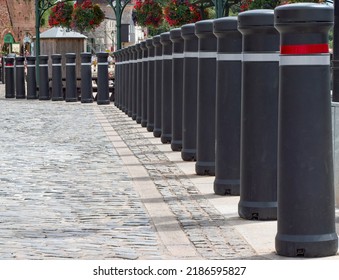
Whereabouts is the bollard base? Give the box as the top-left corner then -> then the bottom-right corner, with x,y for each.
147,124 -> 154,132
181,149 -> 196,161
136,117 -> 142,124
16,95 -> 26,99
81,99 -> 93,103
195,161 -> 215,176
214,179 -> 240,195
141,120 -> 147,127
171,140 -> 182,152
6,95 -> 15,98
238,200 -> 277,220
52,97 -> 64,101
27,96 -> 38,100
161,134 -> 172,144
275,233 -> 338,258
132,114 -> 137,121
153,128 -> 161,138
65,98 -> 77,102
97,100 -> 110,105
128,111 -> 132,118
39,97 -> 51,101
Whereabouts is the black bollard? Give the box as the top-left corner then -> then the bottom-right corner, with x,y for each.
170,28 -> 184,151
127,46 -> 133,116
140,41 -> 149,127
121,48 -> 128,112
15,56 -> 26,99
146,38 -> 155,132
39,55 -> 50,100
97,52 -> 110,105
181,23 -> 199,161
5,57 -> 15,98
65,53 -> 77,102
26,56 -> 37,99
195,20 -> 217,175
113,50 -> 120,108
238,10 -> 280,220
275,3 -> 338,257
136,44 -> 143,124
160,32 -> 173,144
80,52 -> 93,103
153,35 -> 162,138
131,46 -> 138,120
51,54 -> 63,101
213,17 -> 242,195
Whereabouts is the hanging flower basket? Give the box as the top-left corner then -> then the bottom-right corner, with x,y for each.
164,0 -> 201,27
48,0 -> 105,33
48,2 -> 74,30
133,0 -> 164,28
71,0 -> 105,33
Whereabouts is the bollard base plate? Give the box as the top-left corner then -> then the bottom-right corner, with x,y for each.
16,96 -> 26,99
147,124 -> 154,132
153,128 -> 161,138
136,117 -> 142,124
161,134 -> 172,144
81,98 -> 93,103
65,98 -> 77,102
238,200 -> 277,220
214,179 -> 240,196
171,140 -> 182,152
195,161 -> 215,176
27,96 -> 38,100
97,100 -> 110,105
141,120 -> 147,127
181,149 -> 196,161
275,233 -> 338,258
52,97 -> 64,101
132,114 -> 137,121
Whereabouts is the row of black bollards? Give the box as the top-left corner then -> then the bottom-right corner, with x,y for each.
4,52 -> 111,105
114,3 -> 338,258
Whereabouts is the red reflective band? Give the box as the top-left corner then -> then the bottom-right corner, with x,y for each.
280,43 -> 329,55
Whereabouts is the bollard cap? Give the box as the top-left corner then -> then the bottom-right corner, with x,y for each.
181,23 -> 195,36
146,38 -> 154,48
238,9 -> 274,28
153,35 -> 161,46
26,56 -> 36,63
51,54 -> 62,59
274,3 -> 333,24
160,32 -> 171,43
170,28 -> 183,40
140,40 -> 147,50
15,56 -> 25,63
213,16 -> 238,32
80,52 -> 91,58
65,53 -> 76,58
195,19 -> 214,35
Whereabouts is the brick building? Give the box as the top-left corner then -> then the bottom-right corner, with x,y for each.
0,0 -> 35,54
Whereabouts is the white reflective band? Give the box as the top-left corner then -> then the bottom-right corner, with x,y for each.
5,66 -> 14,68
81,63 -> 92,66
154,56 -> 163,61
15,65 -> 25,68
184,52 -> 198,58
162,55 -> 172,60
39,64 -> 49,67
173,53 -> 184,59
243,53 -> 280,62
217,53 -> 243,61
66,63 -> 76,66
52,63 -> 62,66
280,54 -> 330,66
198,52 -> 217,59
27,65 -> 35,68
97,62 -> 108,65
131,60 -> 138,63
142,57 -> 149,62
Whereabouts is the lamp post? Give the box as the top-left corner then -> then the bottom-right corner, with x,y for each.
107,0 -> 131,50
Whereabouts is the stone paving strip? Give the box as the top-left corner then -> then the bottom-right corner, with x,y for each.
0,91 -> 164,259
99,106 -> 263,260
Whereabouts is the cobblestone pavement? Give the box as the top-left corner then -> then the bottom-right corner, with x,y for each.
0,83 -> 260,260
